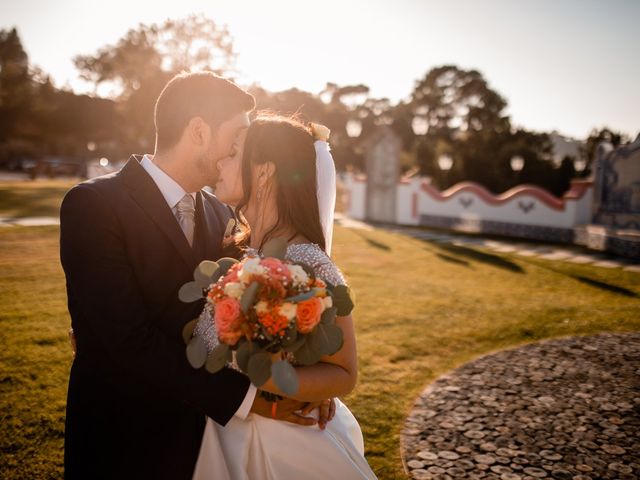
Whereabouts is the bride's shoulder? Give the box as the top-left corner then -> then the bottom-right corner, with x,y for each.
286,243 -> 346,287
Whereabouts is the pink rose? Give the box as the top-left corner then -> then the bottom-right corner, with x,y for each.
214,298 -> 243,345
260,257 -> 292,283
222,263 -> 241,284
296,297 -> 324,334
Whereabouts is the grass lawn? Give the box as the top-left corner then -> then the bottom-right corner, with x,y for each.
1,187 -> 639,478
0,180 -> 77,219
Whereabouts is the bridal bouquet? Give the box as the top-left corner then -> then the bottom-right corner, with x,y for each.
178,238 -> 354,395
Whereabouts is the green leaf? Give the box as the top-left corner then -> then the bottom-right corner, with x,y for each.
309,323 -> 343,356
186,336 -> 207,368
282,327 -> 306,352
235,340 -> 257,373
261,237 -> 288,260
320,306 -> 337,325
194,261 -> 220,289
247,351 -> 272,387
332,285 -> 355,316
240,281 -> 260,315
293,341 -> 322,366
285,290 -> 315,303
217,257 -> 239,277
283,336 -> 306,353
181,318 -> 198,345
205,344 -> 231,373
178,281 -> 204,303
271,360 -> 299,395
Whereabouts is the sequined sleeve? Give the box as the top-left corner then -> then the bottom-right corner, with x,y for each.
285,243 -> 347,287
193,305 -> 219,353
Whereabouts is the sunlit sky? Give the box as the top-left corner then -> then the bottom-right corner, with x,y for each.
2,0 -> 638,139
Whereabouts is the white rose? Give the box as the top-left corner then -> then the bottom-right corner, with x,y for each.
255,300 -> 269,315
239,257 -> 266,282
323,296 -> 333,310
223,282 -> 244,299
287,264 -> 310,287
278,302 -> 297,321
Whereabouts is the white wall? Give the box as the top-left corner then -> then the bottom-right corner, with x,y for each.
345,173 -> 594,232
343,174 -> 367,220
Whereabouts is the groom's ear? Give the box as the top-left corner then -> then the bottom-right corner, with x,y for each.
185,117 -> 211,147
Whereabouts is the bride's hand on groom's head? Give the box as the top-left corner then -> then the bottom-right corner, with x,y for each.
250,394 -> 317,427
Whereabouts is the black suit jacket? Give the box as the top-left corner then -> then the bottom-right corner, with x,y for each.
60,156 -> 250,480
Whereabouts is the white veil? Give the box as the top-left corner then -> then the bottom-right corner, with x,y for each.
314,140 -> 336,256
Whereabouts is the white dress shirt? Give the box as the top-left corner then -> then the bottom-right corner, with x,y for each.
140,154 -> 256,419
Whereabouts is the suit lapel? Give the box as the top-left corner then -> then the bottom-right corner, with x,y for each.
120,156 -> 197,271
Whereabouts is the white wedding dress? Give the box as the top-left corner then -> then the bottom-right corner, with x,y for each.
192,244 -> 377,480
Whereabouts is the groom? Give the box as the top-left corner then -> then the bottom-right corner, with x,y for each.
60,72 -> 323,479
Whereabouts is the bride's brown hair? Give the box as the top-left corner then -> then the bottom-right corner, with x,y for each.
234,113 -> 326,252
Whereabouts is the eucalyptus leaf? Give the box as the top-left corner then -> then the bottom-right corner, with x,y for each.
283,335 -> 306,353
320,306 -> 337,325
247,351 -> 272,387
261,237 -> 288,260
293,341 -> 322,366
285,290 -> 316,303
281,327 -> 298,346
240,281 -> 260,314
309,323 -> 343,356
186,336 -> 207,368
217,257 -> 239,278
179,281 -> 204,303
282,326 -> 306,352
205,344 -> 232,373
271,360 -> 299,396
181,318 -> 198,345
194,261 -> 220,289
332,285 -> 355,316
235,340 -> 257,373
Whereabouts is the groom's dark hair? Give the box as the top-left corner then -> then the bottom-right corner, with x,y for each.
154,71 -> 255,152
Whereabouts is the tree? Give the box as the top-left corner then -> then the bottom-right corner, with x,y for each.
581,127 -> 631,178
0,28 -> 33,146
74,14 -> 239,152
410,65 -> 510,137
407,65 -> 576,195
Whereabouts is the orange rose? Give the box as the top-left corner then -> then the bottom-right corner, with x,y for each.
296,297 -> 324,334
214,298 -> 243,344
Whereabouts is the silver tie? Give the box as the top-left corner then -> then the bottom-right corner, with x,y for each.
175,194 -> 196,247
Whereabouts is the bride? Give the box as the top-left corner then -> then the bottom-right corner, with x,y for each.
192,113 -> 377,480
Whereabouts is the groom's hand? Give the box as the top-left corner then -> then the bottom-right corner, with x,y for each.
250,395 -> 317,426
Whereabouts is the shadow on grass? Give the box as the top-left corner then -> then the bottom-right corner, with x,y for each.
436,253 -> 470,267
569,274 -> 638,298
430,242 -> 524,273
514,256 -> 640,299
353,230 -> 392,251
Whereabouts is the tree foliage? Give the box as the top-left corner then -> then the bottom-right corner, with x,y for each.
1,20 -> 630,197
